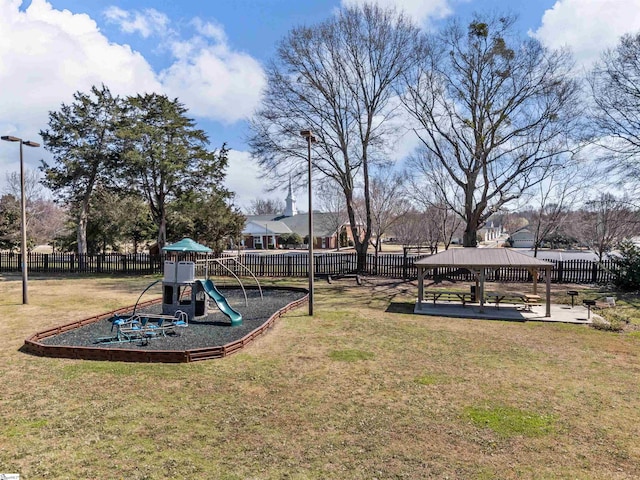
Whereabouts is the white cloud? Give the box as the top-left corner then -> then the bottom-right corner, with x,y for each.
159,22 -> 266,123
192,18 -> 227,44
104,6 -> 170,38
0,0 -> 160,174
341,0 -> 453,26
225,150 -> 271,210
104,7 -> 267,123
0,0 -> 267,187
532,0 -> 640,67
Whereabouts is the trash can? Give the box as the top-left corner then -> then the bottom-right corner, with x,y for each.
470,286 -> 476,303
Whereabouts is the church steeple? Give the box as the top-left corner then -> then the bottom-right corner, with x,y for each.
283,177 -> 297,217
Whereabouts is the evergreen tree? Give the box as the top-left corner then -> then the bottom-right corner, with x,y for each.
40,85 -> 122,257
118,93 -> 227,249
0,194 -> 20,251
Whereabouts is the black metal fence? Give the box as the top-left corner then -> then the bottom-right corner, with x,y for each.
0,251 -> 618,284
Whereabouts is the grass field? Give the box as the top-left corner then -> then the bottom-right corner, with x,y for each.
1,274 -> 640,479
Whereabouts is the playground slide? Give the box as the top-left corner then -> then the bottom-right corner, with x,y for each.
199,279 -> 243,327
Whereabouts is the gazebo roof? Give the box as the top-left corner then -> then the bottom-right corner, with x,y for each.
162,238 -> 212,253
414,248 -> 554,269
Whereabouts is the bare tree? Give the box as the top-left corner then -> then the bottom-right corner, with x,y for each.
367,170 -> 408,252
4,168 -> 47,232
573,193 -> 639,261
392,208 -> 427,247
500,212 -> 529,235
525,160 -> 591,256
316,180 -> 348,250
4,169 -> 44,204
249,4 -> 423,272
435,204 -> 463,251
406,160 -> 463,251
28,200 -> 70,252
247,198 -> 284,216
589,32 -> 640,178
403,13 -> 580,247
422,206 -> 443,253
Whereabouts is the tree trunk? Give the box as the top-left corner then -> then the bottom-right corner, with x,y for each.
463,227 -> 478,248
157,215 -> 167,250
373,240 -> 379,275
77,216 -> 88,255
77,202 -> 89,269
355,241 -> 368,273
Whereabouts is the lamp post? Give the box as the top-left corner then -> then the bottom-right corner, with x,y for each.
300,129 -> 317,315
1,135 -> 40,305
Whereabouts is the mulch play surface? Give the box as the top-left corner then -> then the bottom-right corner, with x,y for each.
39,288 -> 306,351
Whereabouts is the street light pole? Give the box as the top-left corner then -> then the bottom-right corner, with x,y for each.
2,135 -> 40,305
300,130 -> 317,316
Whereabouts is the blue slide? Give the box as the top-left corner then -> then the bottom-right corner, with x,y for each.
199,279 -> 243,327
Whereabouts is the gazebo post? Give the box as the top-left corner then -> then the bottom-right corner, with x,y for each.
417,266 -> 424,310
479,268 -> 486,311
532,268 -> 538,295
475,275 -> 480,304
546,266 -> 551,317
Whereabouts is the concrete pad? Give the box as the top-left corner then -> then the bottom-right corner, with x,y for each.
414,300 -> 601,324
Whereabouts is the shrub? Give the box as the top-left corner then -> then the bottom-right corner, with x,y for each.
592,310 -> 628,332
591,319 -> 625,332
612,240 -> 640,291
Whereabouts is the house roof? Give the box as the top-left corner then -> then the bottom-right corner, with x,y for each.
244,220 -> 292,235
244,213 -> 344,237
508,226 -> 533,236
414,248 -> 554,269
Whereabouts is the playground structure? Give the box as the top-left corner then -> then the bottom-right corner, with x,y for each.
92,239 -> 264,345
160,239 -> 262,328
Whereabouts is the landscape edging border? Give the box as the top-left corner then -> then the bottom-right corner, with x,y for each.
22,286 -> 309,363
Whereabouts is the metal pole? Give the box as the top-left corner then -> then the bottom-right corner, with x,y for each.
19,140 -> 28,305
307,135 -> 314,316
2,135 -> 38,305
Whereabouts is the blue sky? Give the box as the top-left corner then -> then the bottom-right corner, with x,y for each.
2,0 -> 640,211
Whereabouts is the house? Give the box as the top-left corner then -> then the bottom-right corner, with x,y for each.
507,227 -> 535,248
478,221 -> 503,243
242,182 -> 356,250
243,219 -> 292,249
449,220 -> 504,245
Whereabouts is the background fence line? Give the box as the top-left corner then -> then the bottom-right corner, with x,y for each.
0,251 -> 618,284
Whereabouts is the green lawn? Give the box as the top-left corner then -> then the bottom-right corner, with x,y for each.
1,274 -> 639,479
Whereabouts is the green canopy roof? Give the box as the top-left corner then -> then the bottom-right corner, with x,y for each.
162,238 -> 212,253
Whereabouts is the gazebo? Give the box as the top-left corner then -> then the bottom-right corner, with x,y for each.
414,248 -> 554,317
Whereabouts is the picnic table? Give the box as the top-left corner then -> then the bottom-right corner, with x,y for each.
423,291 -> 473,307
485,292 -> 541,311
